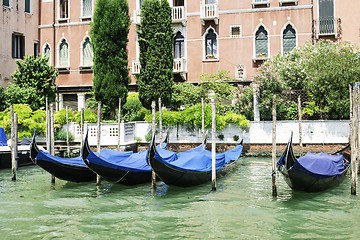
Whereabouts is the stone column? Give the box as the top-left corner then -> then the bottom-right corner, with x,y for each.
58,94 -> 63,110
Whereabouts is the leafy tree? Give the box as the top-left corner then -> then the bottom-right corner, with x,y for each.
171,82 -> 202,110
5,55 -> 57,110
91,0 -> 130,118
138,0 -> 174,109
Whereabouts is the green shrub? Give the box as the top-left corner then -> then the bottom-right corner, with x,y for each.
75,109 -> 98,124
233,135 -> 239,141
55,129 -> 74,141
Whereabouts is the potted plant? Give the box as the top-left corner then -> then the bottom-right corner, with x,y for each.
257,52 -> 267,58
206,54 -> 216,59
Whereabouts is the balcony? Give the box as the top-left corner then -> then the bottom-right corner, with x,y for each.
133,10 -> 141,25
132,60 -> 140,75
173,58 -> 187,80
200,2 -> 218,25
172,6 -> 186,26
314,18 -> 341,38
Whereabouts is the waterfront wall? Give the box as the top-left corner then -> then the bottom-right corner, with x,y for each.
67,120 -> 350,146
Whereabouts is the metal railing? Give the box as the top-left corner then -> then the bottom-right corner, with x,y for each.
314,18 -> 341,38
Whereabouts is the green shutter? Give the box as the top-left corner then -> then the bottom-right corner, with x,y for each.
283,25 -> 296,53
20,35 -> 25,59
12,34 -> 15,58
3,0 -> 10,7
319,0 -> 334,34
25,0 -> 30,13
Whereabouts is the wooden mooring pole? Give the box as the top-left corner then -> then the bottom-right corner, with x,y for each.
81,108 -> 84,156
117,98 -> 121,150
211,92 -> 216,191
46,98 -> 50,153
50,104 -> 55,183
202,98 -> 205,150
272,95 -> 277,197
159,98 -> 162,148
96,101 -> 102,185
10,105 -> 18,181
298,96 -> 303,156
351,86 -> 358,195
151,100 -> 156,189
66,106 -> 70,158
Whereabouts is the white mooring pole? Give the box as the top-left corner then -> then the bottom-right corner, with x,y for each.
96,101 -> 102,185
117,98 -> 121,150
151,100 -> 156,189
210,92 -> 216,191
272,95 -> 277,197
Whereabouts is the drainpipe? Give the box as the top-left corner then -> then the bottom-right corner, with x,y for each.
311,0 -> 314,44
53,0 -> 56,66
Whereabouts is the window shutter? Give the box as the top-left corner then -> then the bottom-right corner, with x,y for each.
12,34 -> 15,58
20,35 -> 25,59
25,0 -> 30,13
3,0 -> 10,7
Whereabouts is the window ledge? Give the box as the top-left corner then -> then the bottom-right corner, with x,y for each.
203,58 -> 219,62
56,18 -> 69,24
79,65 -> 93,72
80,16 -> 92,22
56,66 -> 70,72
279,0 -> 297,6
252,57 -> 269,63
252,1 -> 270,8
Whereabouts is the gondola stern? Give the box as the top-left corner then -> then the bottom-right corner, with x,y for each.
30,128 -> 39,161
81,129 -> 91,162
147,132 -> 157,166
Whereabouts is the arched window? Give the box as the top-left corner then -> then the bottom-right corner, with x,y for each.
283,24 -> 296,54
43,43 -> 51,65
59,39 -> 69,67
174,32 -> 184,59
255,26 -> 268,57
82,37 -> 93,66
205,28 -> 217,59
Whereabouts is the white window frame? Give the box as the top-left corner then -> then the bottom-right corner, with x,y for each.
235,64 -> 246,81
203,26 -> 219,62
80,0 -> 93,20
253,23 -> 270,60
42,41 -> 52,65
2,0 -> 11,8
57,0 -> 70,23
57,36 -> 70,69
80,33 -> 93,68
281,22 -> 298,55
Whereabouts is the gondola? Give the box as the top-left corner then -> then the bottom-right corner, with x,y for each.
30,129 -> 96,182
81,131 -> 168,185
276,133 -> 350,192
0,127 -> 32,169
147,133 -> 244,187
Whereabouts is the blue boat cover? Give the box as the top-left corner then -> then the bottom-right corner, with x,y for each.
154,144 -> 243,172
294,152 -> 345,178
86,143 -> 168,172
0,127 -> 7,146
36,150 -> 87,167
277,151 -> 345,178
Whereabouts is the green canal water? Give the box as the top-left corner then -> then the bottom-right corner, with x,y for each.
0,158 -> 359,239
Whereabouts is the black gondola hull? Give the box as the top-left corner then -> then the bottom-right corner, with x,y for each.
84,161 -> 151,185
35,160 -> 96,182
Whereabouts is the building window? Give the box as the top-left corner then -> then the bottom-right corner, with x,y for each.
34,42 -> 39,57
59,39 -> 69,67
174,32 -> 184,59
283,24 -> 296,54
205,28 -> 217,59
319,0 -> 335,35
139,0 -> 144,8
43,43 -> 51,64
60,0 -> 69,19
12,33 -> 25,59
82,37 -> 93,66
82,0 -> 92,17
230,25 -> 242,38
3,0 -> 10,7
255,26 -> 268,58
173,0 -> 184,6
25,0 -> 31,13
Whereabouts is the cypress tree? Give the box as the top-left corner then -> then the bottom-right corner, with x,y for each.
138,0 -> 174,109
91,0 -> 130,117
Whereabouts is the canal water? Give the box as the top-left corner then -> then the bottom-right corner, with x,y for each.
0,157 -> 359,239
